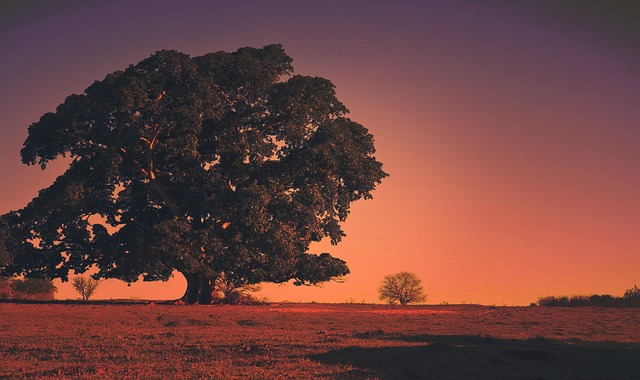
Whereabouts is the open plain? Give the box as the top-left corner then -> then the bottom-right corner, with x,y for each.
0,302 -> 639,379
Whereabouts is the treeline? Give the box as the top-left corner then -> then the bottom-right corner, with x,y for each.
0,278 -> 57,301
537,285 -> 640,307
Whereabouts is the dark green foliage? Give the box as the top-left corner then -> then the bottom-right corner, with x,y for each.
1,44 -> 387,303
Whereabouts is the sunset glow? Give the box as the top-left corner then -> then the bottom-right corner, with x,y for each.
1,1 -> 639,305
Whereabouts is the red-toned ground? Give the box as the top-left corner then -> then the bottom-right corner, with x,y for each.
0,303 -> 638,379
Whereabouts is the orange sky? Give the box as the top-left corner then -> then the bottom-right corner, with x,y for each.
1,1 -> 639,305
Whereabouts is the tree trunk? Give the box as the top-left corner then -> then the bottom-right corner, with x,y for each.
181,273 -> 214,304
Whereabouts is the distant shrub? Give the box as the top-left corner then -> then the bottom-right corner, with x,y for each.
624,285 -> 640,307
569,295 -> 591,307
0,277 -> 57,300
538,286 -> 639,308
538,296 -> 569,307
625,285 -> 640,298
0,277 -> 12,299
588,294 -> 618,307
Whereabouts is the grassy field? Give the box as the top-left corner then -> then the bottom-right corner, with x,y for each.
0,302 -> 639,379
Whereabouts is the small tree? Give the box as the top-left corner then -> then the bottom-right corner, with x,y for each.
378,272 -> 427,305
72,276 -> 100,301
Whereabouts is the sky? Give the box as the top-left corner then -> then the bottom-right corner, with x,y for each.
1,0 -> 639,305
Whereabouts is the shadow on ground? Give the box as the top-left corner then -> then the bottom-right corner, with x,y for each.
309,334 -> 640,379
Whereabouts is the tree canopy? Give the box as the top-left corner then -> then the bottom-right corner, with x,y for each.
1,44 -> 387,303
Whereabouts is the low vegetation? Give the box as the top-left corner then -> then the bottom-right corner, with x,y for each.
211,273 -> 265,305
0,303 -> 638,379
0,277 -> 56,300
537,285 -> 640,307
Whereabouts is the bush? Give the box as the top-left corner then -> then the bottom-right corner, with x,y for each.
538,296 -> 569,307
0,277 -> 57,300
0,277 -> 12,299
588,294 -> 617,307
537,286 -> 640,308
624,285 -> 640,307
212,273 -> 263,305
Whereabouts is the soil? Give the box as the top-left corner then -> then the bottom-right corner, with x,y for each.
0,303 -> 638,379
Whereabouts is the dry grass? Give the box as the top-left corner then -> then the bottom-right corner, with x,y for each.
0,303 -> 638,379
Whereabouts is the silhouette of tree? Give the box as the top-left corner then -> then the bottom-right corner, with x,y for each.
72,276 -> 100,301
378,272 -> 427,305
0,44 -> 387,304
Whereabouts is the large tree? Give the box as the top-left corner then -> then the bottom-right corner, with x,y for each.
1,44 -> 387,304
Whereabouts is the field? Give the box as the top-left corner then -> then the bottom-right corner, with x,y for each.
1,303 -> 639,379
